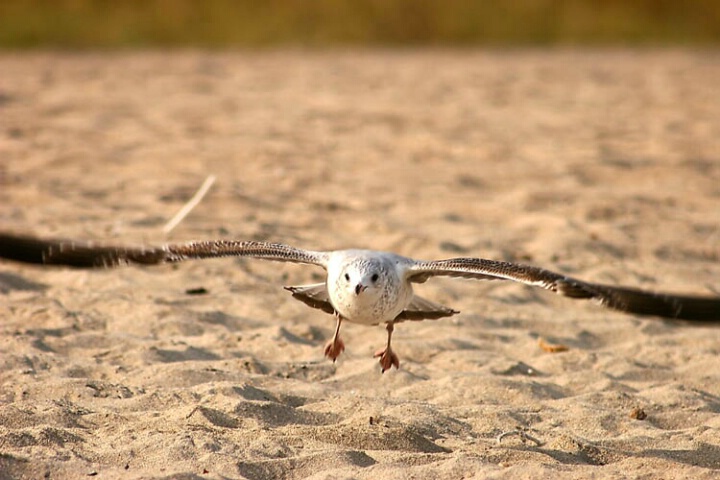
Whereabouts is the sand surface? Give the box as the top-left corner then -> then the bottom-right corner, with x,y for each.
1,50 -> 719,479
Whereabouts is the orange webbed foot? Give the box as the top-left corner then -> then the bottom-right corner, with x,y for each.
373,347 -> 400,373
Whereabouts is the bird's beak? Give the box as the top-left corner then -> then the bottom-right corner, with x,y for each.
355,283 -> 367,295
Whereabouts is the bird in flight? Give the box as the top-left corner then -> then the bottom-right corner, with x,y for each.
1,232 -> 718,372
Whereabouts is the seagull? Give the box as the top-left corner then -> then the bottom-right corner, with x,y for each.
1,232 -> 718,372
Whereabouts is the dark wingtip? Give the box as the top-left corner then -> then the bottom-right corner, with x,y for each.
0,232 -> 167,268
0,232 -> 57,265
593,284 -> 720,322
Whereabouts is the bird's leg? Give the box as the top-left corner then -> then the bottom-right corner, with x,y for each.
374,322 -> 400,373
324,313 -> 345,362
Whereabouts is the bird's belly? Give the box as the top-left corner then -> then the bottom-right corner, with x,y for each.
340,306 -> 392,326
332,287 -> 411,326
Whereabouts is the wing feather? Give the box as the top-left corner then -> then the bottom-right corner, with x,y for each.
408,258 -> 720,322
394,295 -> 459,322
284,283 -> 335,315
0,232 -> 327,269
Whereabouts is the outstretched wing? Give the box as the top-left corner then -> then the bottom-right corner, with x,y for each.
0,232 -> 328,269
407,257 -> 720,322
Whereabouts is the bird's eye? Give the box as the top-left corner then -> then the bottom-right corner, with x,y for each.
371,273 -> 379,282
344,273 -> 350,281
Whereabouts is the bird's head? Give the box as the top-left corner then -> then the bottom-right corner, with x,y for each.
340,258 -> 385,298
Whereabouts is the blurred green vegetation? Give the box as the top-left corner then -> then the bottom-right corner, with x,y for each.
1,0 -> 719,48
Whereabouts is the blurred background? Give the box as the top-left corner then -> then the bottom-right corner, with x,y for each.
1,0 -> 719,48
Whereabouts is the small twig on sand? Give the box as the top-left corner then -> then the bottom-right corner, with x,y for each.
497,429 -> 544,446
162,175 -> 216,234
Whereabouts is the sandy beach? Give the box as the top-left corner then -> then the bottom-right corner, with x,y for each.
1,49 -> 719,479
